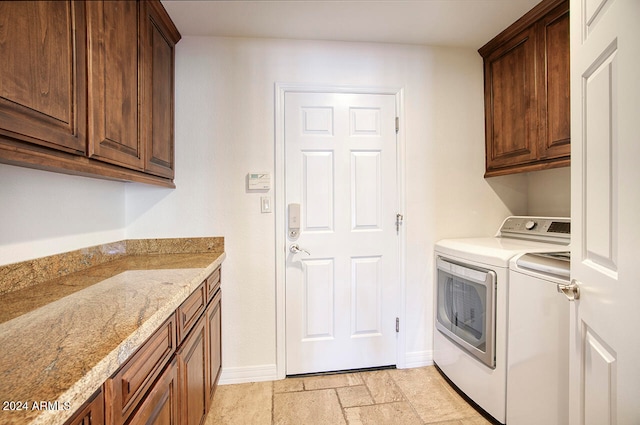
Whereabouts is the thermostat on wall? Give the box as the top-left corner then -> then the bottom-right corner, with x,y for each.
248,172 -> 271,190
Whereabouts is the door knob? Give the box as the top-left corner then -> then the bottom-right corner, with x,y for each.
289,244 -> 310,255
558,280 -> 580,301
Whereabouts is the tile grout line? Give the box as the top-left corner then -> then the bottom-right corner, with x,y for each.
335,387 -> 350,425
337,372 -> 357,424
271,380 -> 275,425
387,370 -> 427,425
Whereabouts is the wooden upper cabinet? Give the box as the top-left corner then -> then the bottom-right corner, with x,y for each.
141,1 -> 180,178
479,0 -> 570,177
482,25 -> 538,170
539,3 -> 570,160
0,1 -> 87,154
0,0 -> 180,187
86,0 -> 180,176
86,1 -> 143,170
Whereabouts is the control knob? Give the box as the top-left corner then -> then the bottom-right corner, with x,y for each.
525,220 -> 536,230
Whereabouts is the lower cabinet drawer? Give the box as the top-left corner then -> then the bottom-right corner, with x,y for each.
206,267 -> 221,304
127,358 -> 179,425
105,314 -> 177,425
64,388 -> 104,425
177,282 -> 206,343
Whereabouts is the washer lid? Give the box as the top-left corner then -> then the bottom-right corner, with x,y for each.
515,252 -> 570,279
435,237 -> 569,268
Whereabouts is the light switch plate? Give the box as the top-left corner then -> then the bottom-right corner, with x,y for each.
261,196 -> 272,213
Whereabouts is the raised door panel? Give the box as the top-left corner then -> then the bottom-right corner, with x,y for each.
87,0 -> 143,170
207,291 -> 222,404
0,0 -> 86,154
484,25 -> 538,172
178,318 -> 208,425
142,1 -> 179,178
540,1 -> 571,160
127,359 -> 179,425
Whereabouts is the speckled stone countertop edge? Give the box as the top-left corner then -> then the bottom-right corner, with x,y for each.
9,252 -> 226,425
0,237 -> 224,295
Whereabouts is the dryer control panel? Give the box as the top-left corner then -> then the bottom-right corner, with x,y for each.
499,217 -> 570,243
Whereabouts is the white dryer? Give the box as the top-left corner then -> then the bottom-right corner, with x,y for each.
434,216 -> 570,424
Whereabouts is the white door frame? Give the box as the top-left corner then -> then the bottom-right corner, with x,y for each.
274,83 -> 406,379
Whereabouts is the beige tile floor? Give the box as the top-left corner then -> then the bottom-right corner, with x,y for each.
205,366 -> 493,425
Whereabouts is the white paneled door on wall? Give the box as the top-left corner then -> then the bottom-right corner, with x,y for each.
284,92 -> 399,375
570,0 -> 640,424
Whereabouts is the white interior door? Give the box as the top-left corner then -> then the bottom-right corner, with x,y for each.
570,0 -> 640,424
284,91 -> 399,375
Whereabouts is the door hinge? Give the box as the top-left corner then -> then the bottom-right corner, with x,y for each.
396,317 -> 400,333
395,117 -> 399,134
395,213 -> 404,233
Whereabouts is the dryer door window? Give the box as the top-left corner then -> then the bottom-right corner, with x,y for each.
436,257 -> 496,368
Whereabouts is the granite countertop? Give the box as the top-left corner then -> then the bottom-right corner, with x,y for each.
0,238 -> 225,425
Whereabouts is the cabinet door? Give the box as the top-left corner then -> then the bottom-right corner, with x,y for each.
178,317 -> 208,425
86,0 -> 144,170
207,291 -> 222,404
538,1 -> 570,160
483,25 -> 539,172
141,1 -> 180,179
64,388 -> 104,425
0,1 -> 86,154
127,359 -> 179,425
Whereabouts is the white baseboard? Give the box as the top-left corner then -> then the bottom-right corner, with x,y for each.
218,354 -> 432,385
403,350 -> 433,369
218,364 -> 279,385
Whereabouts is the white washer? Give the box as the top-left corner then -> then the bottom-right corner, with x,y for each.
507,252 -> 571,425
434,216 -> 570,424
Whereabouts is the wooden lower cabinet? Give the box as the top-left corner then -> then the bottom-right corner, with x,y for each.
64,389 -> 104,425
127,359 -> 179,425
177,317 -> 208,425
65,268 -> 222,425
207,291 -> 222,401
177,279 -> 223,425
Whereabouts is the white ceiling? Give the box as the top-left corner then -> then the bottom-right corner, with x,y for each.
161,0 -> 542,50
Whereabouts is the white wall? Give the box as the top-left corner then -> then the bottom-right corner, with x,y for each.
527,167 -> 571,217
124,36 -> 523,379
0,34 -> 570,381
0,164 -> 126,266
